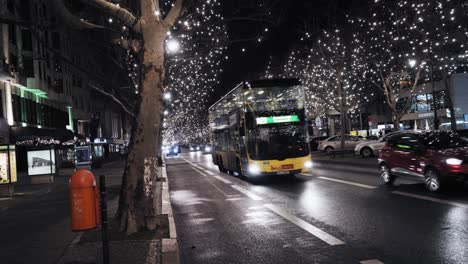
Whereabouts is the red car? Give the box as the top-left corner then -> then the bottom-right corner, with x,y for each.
378,131 -> 468,192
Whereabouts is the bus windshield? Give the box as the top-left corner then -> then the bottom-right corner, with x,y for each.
247,124 -> 309,160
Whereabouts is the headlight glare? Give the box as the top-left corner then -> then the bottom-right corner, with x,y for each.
248,164 -> 261,174
446,158 -> 463,165
304,160 -> 313,169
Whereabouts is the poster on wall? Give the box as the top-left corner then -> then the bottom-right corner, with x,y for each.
75,146 -> 91,166
0,152 -> 9,184
9,147 -> 17,183
27,149 -> 56,176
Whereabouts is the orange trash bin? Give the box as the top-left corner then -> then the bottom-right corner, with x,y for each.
69,170 -> 99,231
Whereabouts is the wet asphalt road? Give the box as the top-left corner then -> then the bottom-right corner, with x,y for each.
166,152 -> 468,264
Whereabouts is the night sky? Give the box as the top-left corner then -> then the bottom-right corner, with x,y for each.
214,0 -> 371,104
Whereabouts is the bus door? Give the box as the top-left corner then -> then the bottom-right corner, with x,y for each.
227,127 -> 238,171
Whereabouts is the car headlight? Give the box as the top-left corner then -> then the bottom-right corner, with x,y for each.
196,146 -> 200,150
446,158 -> 463,165
204,146 -> 211,152
304,160 -> 313,169
248,164 -> 261,174
190,147 -> 194,150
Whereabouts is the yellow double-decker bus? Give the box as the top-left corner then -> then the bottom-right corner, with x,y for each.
208,78 -> 312,178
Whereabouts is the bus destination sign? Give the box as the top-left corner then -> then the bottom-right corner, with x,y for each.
256,115 -> 299,125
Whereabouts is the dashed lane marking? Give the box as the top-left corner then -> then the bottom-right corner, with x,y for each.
264,204 -> 345,246
226,197 -> 244,201
213,175 -> 232,184
231,185 -> 263,201
191,167 -> 208,177
317,176 -> 377,189
393,191 -> 468,209
360,260 -> 385,264
204,170 -> 216,175
0,197 -> 12,201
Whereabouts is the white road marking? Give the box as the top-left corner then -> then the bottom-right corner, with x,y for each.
360,260 -> 385,264
231,185 -> 263,201
318,176 -> 377,189
214,175 -> 232,184
226,197 -> 244,201
393,191 -> 468,208
264,204 -> 345,246
204,170 -> 216,175
192,167 -> 208,177
0,197 -> 12,201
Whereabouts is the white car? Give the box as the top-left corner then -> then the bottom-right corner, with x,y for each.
318,135 -> 365,155
354,131 -> 402,158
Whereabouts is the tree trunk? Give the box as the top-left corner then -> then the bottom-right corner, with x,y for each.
116,23 -> 166,234
442,71 -> 457,131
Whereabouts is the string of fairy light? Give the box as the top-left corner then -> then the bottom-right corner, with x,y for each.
161,0 -> 228,144
267,0 -> 468,122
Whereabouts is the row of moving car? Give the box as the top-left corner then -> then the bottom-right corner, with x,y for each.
312,132 -> 434,158
311,131 -> 468,192
190,144 -> 212,153
314,135 -> 367,154
162,144 -> 212,156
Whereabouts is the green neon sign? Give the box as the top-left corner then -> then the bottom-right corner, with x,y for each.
256,115 -> 299,125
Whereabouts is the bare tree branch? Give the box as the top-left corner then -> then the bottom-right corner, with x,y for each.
140,0 -> 156,19
163,0 -> 184,28
81,0 -> 137,29
51,0 -> 104,29
89,82 -> 135,117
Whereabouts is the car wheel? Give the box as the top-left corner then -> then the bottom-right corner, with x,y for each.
361,147 -> 373,158
424,169 -> 442,192
324,146 -> 334,155
380,164 -> 394,184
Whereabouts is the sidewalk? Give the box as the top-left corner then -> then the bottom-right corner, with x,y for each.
56,164 -> 178,264
0,161 -> 179,264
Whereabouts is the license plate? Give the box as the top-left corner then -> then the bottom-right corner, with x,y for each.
277,171 -> 289,175
282,164 -> 294,169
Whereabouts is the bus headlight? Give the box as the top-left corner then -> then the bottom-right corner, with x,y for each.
304,160 -> 313,169
204,146 -> 211,152
248,164 -> 261,175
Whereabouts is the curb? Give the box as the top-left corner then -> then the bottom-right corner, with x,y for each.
161,163 -> 180,264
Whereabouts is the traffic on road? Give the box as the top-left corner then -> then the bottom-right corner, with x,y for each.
166,150 -> 468,264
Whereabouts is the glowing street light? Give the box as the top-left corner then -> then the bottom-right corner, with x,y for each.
408,59 -> 417,68
166,39 -> 180,53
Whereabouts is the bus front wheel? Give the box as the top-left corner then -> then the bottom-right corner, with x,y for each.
218,158 -> 227,173
236,159 -> 243,177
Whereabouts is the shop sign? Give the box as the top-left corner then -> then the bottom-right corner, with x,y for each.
417,112 -> 434,118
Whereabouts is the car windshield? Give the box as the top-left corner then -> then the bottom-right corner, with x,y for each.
247,124 -> 309,160
419,132 -> 468,149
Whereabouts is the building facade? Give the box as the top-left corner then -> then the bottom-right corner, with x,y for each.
0,0 -> 132,166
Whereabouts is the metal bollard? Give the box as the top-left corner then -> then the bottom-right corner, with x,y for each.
99,175 -> 109,264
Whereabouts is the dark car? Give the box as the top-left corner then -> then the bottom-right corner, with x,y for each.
378,131 -> 468,192
164,145 -> 180,156
309,136 -> 329,151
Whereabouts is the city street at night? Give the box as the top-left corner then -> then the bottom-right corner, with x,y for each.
2,0 -> 468,263
167,152 -> 468,264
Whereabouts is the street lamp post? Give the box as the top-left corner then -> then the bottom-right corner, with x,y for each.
429,62 -> 439,130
